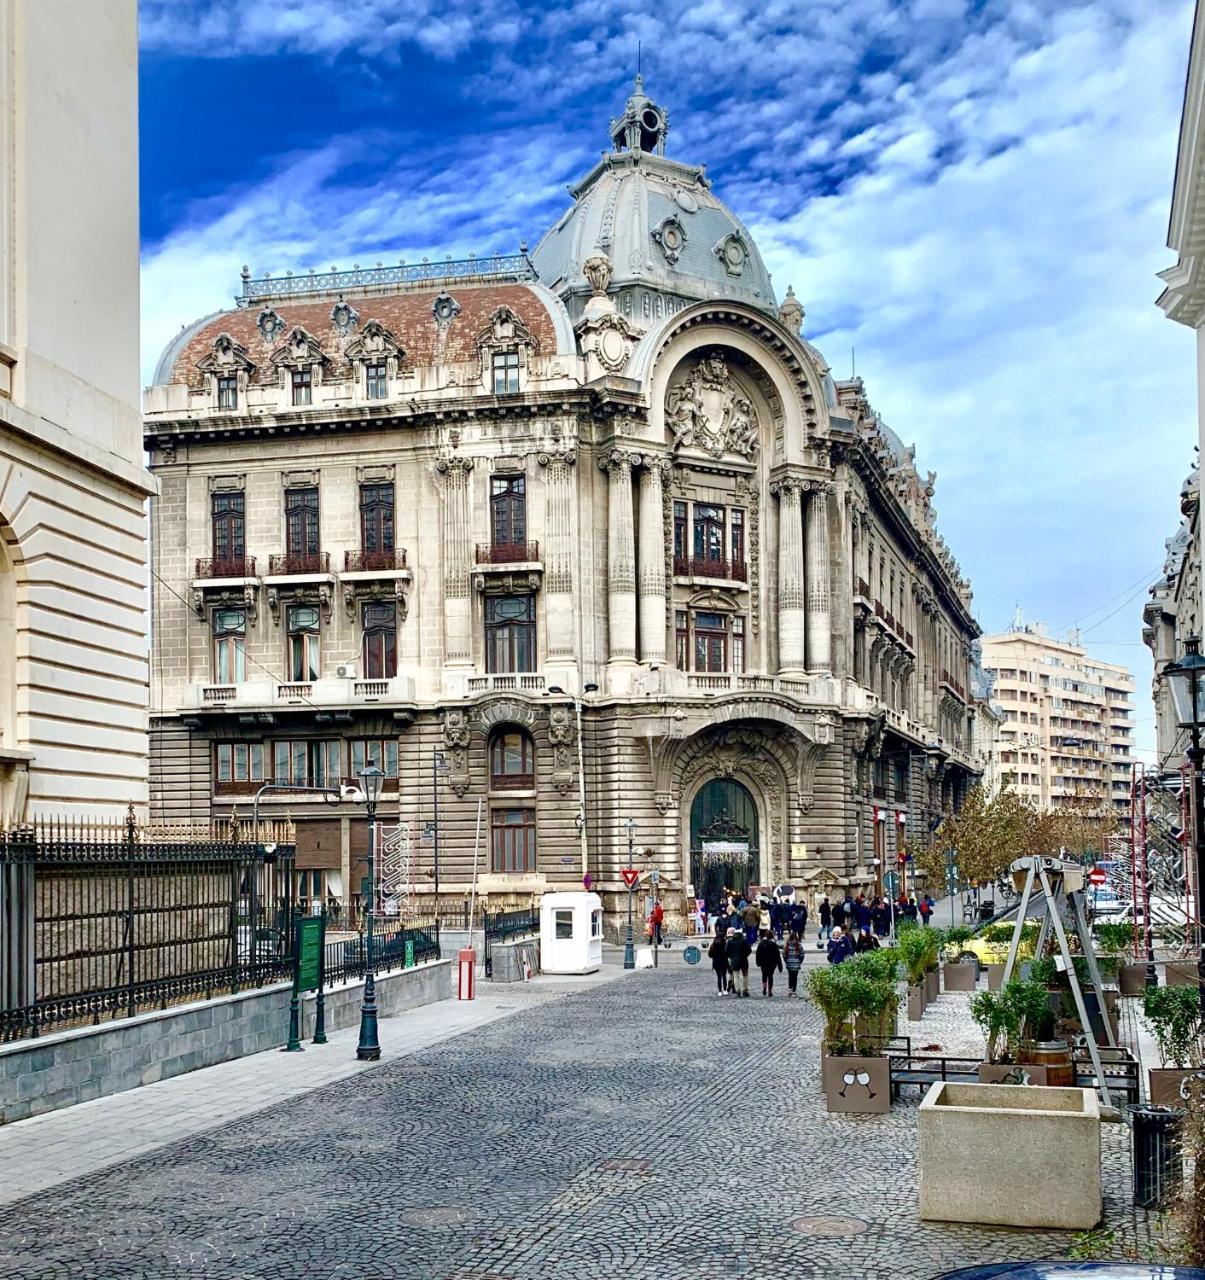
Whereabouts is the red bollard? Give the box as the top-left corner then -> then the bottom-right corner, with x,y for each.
457,948 -> 476,1000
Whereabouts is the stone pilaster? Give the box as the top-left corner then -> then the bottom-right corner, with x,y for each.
637,457 -> 668,665
437,455 -> 473,665
806,484 -> 832,672
771,475 -> 805,673
601,449 -> 637,664
540,446 -> 577,661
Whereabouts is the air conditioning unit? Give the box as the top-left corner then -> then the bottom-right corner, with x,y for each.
336,662 -> 358,680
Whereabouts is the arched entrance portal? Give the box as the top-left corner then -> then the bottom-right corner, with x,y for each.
689,778 -> 759,909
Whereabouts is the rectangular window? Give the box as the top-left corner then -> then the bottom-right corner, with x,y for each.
213,607 -> 247,684
485,594 -> 536,673
673,501 -> 687,572
350,738 -> 399,780
692,504 -> 725,571
211,491 -> 245,569
362,601 -> 396,679
217,376 -> 238,410
273,740 -> 340,788
732,616 -> 745,674
285,487 -> 320,559
491,807 -> 536,873
675,609 -> 688,670
554,909 -> 573,940
359,483 -> 395,561
492,350 -> 520,394
490,475 -> 526,550
365,363 -> 388,400
287,604 -> 321,681
693,611 -> 728,673
730,508 -> 745,571
215,742 -> 264,787
291,367 -> 312,406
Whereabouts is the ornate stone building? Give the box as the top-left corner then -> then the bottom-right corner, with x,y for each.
144,81 -> 982,926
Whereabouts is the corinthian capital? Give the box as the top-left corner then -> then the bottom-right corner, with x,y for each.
599,448 -> 639,475
769,473 -> 805,499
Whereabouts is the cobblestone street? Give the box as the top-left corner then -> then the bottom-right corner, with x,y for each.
0,964 -> 1154,1280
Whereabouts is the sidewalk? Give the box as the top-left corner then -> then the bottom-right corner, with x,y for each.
0,963 -> 630,1208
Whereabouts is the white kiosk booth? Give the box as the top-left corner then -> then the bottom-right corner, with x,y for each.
539,891 -> 603,974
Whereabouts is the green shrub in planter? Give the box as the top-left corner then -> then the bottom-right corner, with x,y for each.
806,964 -> 857,1056
1014,976 -> 1058,1042
981,921 -> 1039,947
846,947 -> 899,985
942,925 -> 975,960
844,969 -> 899,1054
922,927 -> 942,970
1093,922 -> 1137,955
897,925 -> 930,987
1142,985 -> 1204,1069
970,981 -> 1027,1063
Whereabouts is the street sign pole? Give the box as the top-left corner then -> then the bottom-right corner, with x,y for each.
622,822 -> 637,971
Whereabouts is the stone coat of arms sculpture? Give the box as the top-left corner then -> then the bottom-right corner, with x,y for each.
665,351 -> 758,460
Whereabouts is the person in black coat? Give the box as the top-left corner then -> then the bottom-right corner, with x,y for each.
790,902 -> 808,938
708,925 -> 731,995
725,926 -> 752,997
755,931 -> 784,997
818,896 -> 832,942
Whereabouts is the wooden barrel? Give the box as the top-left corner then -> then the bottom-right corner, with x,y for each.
1024,1039 -> 1075,1087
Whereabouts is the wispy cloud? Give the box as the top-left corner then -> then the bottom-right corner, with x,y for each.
139,0 -> 1196,759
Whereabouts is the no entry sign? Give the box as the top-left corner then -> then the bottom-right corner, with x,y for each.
621,867 -> 640,888
1088,867 -> 1107,887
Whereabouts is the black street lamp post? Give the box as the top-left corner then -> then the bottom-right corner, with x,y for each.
1160,635 -> 1205,1022
355,762 -> 385,1061
623,817 -> 636,971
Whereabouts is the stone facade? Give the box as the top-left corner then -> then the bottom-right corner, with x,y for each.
0,1 -> 151,822
144,83 -> 982,927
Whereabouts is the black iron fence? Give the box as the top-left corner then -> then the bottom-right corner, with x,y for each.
0,813 -> 296,1043
324,917 -> 441,986
483,904 -> 539,977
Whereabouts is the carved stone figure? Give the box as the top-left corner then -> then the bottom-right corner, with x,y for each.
664,351 -> 759,460
582,253 -> 612,297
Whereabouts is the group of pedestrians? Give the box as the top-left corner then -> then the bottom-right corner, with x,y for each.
706,890 -> 809,998
815,890 -> 935,943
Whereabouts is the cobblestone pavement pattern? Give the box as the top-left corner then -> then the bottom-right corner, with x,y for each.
0,966 -> 1156,1279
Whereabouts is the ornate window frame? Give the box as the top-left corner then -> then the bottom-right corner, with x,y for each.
269,325 -> 329,408
196,333 -> 255,412
345,319 -> 405,404
476,306 -> 539,396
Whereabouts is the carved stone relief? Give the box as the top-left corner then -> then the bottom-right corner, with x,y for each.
665,351 -> 758,460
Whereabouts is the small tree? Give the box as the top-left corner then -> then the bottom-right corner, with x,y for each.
970,983 -> 1026,1063
806,965 -> 856,1056
1142,986 -> 1205,1069
897,924 -> 929,987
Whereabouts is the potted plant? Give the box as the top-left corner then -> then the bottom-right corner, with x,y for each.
923,926 -> 942,1002
1094,921 -> 1144,995
942,925 -> 978,991
898,923 -> 929,1020
969,980 -> 1048,1083
1013,971 -> 1074,1085
807,962 -> 893,1114
850,948 -> 900,1042
1142,984 -> 1204,1104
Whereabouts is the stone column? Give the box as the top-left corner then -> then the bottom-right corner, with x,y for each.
805,484 -> 832,672
601,450 -> 637,665
637,457 -> 668,665
771,476 -> 805,673
438,455 -> 473,666
540,445 -> 577,663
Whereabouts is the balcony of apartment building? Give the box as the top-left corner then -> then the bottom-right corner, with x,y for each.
940,668 -> 968,702
672,550 -> 749,589
871,599 -> 914,651
185,670 -> 418,720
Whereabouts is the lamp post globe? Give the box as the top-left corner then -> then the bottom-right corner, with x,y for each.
1160,636 -> 1205,1021
355,761 -> 385,1061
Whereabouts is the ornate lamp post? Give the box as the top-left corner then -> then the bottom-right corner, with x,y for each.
355,762 -> 385,1061
624,816 -> 636,971
1161,636 -> 1205,1021
548,682 -> 599,883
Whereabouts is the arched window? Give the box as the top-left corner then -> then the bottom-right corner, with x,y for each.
490,729 -> 534,790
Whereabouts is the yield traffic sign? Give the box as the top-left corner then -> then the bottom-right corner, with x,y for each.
621,867 -> 640,889
1087,867 -> 1108,887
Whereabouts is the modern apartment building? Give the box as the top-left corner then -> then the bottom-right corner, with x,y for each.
980,620 -> 1135,816
0,1 -> 151,823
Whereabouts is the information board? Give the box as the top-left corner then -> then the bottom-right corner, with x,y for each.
295,915 -> 324,993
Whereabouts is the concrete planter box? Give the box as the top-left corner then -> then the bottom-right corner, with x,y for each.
822,1053 -> 890,1114
919,1082 -> 1101,1229
925,968 -> 939,1003
944,960 -> 977,991
1149,1067 -> 1195,1106
977,1062 -> 1049,1086
1119,962 -> 1149,996
907,983 -> 926,1022
986,963 -> 1006,991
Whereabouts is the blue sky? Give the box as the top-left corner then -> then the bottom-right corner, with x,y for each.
138,0 -> 1198,762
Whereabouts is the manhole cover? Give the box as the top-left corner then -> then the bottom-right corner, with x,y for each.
791,1215 -> 868,1238
400,1206 -> 470,1227
598,1157 -> 652,1173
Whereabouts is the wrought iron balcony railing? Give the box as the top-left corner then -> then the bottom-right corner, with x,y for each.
673,554 -> 748,582
195,555 -> 257,580
239,254 -> 534,304
268,551 -> 330,576
345,548 -> 408,573
475,541 -> 539,564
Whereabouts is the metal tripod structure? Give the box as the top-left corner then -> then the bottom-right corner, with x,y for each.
1000,854 -> 1115,1108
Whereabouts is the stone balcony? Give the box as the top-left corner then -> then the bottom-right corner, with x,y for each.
184,675 -> 417,717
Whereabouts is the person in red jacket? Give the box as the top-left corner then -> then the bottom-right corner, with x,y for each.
650,898 -> 665,947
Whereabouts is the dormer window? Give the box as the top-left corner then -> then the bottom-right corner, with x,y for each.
270,325 -> 328,408
217,376 -> 238,411
366,362 -> 388,400
197,332 -> 255,412
292,368 -> 312,406
492,350 -> 519,395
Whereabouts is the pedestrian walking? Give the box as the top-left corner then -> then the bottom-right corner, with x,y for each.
904,895 -> 919,924
742,899 -> 760,946
919,894 -> 934,927
755,930 -> 783,997
855,926 -> 879,953
871,897 -> 890,938
783,930 -> 805,996
854,894 -> 872,934
770,898 -> 786,941
818,895 -> 832,945
709,925 -> 730,995
790,900 -> 808,938
827,925 -> 854,965
725,925 -> 752,997
650,897 -> 665,947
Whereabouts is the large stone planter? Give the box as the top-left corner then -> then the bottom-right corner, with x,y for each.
986,962 -> 1005,991
977,1062 -> 1049,1086
822,1053 -> 891,1114
1119,962 -> 1149,996
907,983 -> 925,1022
944,959 -> 977,991
925,968 -> 939,1003
919,1082 -> 1101,1229
1149,1067 -> 1195,1106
